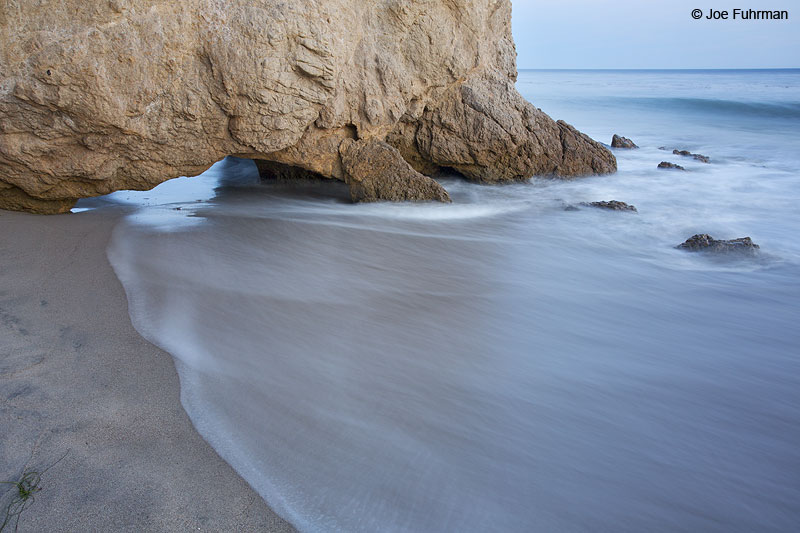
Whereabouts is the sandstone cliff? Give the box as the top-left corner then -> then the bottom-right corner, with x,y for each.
0,0 -> 616,214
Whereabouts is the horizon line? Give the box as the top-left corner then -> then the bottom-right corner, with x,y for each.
518,67 -> 800,71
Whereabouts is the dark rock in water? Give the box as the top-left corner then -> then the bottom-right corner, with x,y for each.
677,234 -> 759,255
658,146 -> 667,150
658,161 -> 686,170
673,149 -> 710,163
579,200 -> 638,212
555,198 -> 581,211
611,135 -> 638,149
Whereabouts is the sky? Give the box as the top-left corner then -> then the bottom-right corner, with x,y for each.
512,0 -> 799,69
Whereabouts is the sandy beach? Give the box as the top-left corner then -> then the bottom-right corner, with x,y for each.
0,207 -> 294,532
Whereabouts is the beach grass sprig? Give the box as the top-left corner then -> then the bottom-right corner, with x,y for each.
0,450 -> 68,533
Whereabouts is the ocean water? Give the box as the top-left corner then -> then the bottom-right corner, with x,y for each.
98,70 -> 800,532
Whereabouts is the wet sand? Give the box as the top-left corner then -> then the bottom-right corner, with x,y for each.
0,207 -> 294,532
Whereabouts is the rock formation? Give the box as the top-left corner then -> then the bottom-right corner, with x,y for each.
611,135 -> 638,149
580,200 -> 637,212
658,162 -> 686,171
340,139 -> 450,203
673,150 -> 710,163
677,234 -> 760,255
0,0 -> 616,214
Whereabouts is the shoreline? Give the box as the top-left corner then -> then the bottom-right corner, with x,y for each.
0,207 -> 294,532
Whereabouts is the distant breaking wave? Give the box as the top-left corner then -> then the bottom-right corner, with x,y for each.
612,97 -> 800,120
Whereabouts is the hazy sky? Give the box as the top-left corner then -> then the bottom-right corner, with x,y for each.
512,0 -> 799,69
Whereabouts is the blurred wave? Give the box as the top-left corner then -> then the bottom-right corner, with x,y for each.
102,70 -> 800,532
612,97 -> 800,120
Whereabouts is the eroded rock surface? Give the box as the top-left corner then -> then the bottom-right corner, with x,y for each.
340,139 -> 450,203
673,150 -> 710,163
611,135 -> 638,149
0,0 -> 616,213
580,201 -> 638,212
677,234 -> 760,255
388,77 -> 617,183
658,162 -> 686,171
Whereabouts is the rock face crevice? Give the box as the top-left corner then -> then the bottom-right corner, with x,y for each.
0,0 -> 616,213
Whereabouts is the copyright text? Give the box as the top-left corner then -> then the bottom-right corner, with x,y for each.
692,8 -> 789,20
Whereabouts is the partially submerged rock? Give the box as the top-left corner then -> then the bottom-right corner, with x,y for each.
339,139 -> 450,203
658,162 -> 686,171
673,150 -> 710,163
580,200 -> 638,212
611,135 -> 638,149
0,0 -> 616,213
388,78 -> 617,183
677,234 -> 760,255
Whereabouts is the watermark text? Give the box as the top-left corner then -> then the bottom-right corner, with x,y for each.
692,8 -> 789,20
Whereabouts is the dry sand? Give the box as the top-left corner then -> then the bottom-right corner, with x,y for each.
0,207 -> 295,532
